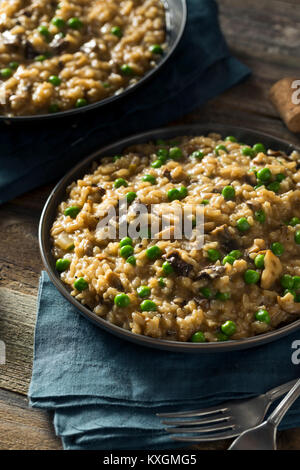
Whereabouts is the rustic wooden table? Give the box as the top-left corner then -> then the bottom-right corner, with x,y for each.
1,0 -> 300,450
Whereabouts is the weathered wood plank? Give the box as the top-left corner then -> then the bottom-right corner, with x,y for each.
0,288 -> 36,395
0,388 -> 62,450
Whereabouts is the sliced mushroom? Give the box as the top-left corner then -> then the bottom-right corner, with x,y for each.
195,264 -> 226,281
210,224 -> 240,252
163,251 -> 193,277
260,249 -> 282,289
277,293 -> 300,314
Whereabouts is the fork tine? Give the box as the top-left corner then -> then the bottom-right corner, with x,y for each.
165,421 -> 234,435
161,415 -> 230,427
157,406 -> 228,419
169,429 -> 238,442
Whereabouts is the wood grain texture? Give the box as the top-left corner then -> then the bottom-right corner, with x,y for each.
0,0 -> 300,450
0,389 -> 62,450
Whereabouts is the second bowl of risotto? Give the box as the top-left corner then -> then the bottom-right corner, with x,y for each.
40,124 -> 300,352
0,0 -> 186,119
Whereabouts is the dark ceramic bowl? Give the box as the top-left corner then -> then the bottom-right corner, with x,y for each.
39,124 -> 300,352
1,0 -> 186,122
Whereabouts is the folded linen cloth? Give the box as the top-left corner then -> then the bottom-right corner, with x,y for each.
0,0 -> 250,204
28,273 -> 300,450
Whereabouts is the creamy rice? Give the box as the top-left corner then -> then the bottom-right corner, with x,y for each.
51,133 -> 300,342
0,0 -> 166,116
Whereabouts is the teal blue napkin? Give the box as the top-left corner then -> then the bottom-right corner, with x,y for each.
0,0 -> 250,204
28,273 -> 300,450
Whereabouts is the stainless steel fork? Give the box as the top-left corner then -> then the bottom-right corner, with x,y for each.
157,379 -> 298,442
228,378 -> 300,450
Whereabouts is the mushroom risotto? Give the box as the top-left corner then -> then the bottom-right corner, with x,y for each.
51,133 -> 300,342
0,0 -> 166,116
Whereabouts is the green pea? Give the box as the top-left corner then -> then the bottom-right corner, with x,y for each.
191,331 -> 206,343
38,25 -> 51,40
267,181 -> 280,193
206,249 -> 221,262
151,159 -> 163,168
241,146 -> 255,158
120,245 -> 134,258
137,286 -> 151,298
142,174 -> 156,185
157,148 -> 169,161
102,82 -> 110,88
120,64 -> 133,76
169,147 -> 183,160
114,178 -> 128,188
222,255 -> 235,265
114,293 -> 130,307
146,245 -> 162,260
52,17 -> 66,28
280,274 -> 294,290
295,230 -> 300,244
49,103 -> 60,113
244,269 -> 260,284
221,320 -> 236,336
126,255 -> 136,265
179,186 -> 188,199
119,237 -> 133,247
74,277 -> 88,291
236,217 -> 250,232
229,250 -> 242,259
215,291 -> 231,301
149,44 -> 164,54
216,332 -> 229,341
56,258 -> 71,272
64,206 -> 81,218
0,68 -> 12,78
257,167 -> 271,182
255,309 -> 270,324
162,261 -> 174,275
140,299 -> 157,311
222,185 -> 235,200
190,150 -> 204,160
215,144 -> 228,155
276,173 -> 285,182
201,199 -> 209,205
293,276 -> 300,290
254,209 -> 266,224
67,17 -> 83,29
158,277 -> 166,287
254,254 -> 265,269
200,287 -> 213,299
75,98 -> 87,108
113,155 -> 122,162
111,26 -> 122,37
289,217 -> 300,227
8,61 -> 19,70
225,136 -> 237,142
48,75 -> 61,86
167,188 -> 181,201
271,242 -> 284,256
126,191 -> 137,204
35,55 -> 48,62
253,143 -> 266,154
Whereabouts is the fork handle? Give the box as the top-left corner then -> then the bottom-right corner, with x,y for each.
265,379 -> 298,402
267,378 -> 300,427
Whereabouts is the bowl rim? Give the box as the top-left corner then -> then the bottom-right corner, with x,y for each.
0,0 -> 187,122
39,123 -> 300,353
